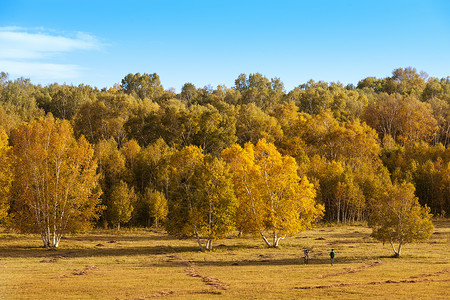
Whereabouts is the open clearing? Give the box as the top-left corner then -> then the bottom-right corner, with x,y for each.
1,221 -> 449,299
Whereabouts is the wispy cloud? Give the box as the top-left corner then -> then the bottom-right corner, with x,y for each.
0,27 -> 102,81
0,60 -> 83,79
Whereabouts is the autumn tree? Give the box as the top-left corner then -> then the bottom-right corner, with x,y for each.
397,97 -> 437,146
10,116 -> 102,247
369,182 -> 434,257
363,93 -> 403,142
363,93 -> 437,146
0,128 -> 12,223
426,96 -> 450,145
222,139 -> 323,248
144,188 -> 168,228
120,139 -> 141,182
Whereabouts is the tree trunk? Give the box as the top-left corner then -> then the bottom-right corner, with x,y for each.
336,198 -> 341,223
41,233 -> 49,248
54,235 -> 61,248
397,240 -> 403,257
260,231 -> 273,247
195,231 -> 203,251
206,239 -> 213,250
390,239 -> 402,257
117,222 -> 120,232
273,235 -> 285,248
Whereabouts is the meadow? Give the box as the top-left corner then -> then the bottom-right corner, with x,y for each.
0,221 -> 449,299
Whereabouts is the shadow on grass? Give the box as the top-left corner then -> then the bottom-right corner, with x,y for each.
64,234 -> 176,242
179,256 -> 379,267
0,245 -> 199,258
0,237 -> 263,259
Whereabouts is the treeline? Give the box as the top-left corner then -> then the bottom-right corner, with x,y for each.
0,68 -> 448,245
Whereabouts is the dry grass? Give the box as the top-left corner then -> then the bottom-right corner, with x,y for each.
0,221 -> 449,299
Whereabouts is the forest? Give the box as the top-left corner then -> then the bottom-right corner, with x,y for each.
0,67 -> 447,252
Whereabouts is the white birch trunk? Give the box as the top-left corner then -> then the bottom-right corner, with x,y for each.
195,231 -> 203,251
260,231 -> 273,248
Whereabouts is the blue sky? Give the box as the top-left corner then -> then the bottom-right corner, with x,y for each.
1,0 -> 449,92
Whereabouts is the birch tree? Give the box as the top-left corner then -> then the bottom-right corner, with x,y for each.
166,146 -> 237,250
222,139 -> 324,248
369,182 -> 434,257
109,180 -> 135,231
144,188 -> 168,228
10,116 -> 102,247
0,128 -> 12,223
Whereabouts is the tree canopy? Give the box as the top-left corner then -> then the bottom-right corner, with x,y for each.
0,67 -> 446,251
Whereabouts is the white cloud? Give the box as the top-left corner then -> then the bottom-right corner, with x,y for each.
0,27 -> 101,59
0,27 -> 101,81
0,60 -> 82,79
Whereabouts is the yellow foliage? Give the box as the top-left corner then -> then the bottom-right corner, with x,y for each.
222,139 -> 323,247
0,127 -> 12,222
10,116 -> 102,247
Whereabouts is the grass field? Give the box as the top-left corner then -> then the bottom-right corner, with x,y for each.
0,221 -> 449,299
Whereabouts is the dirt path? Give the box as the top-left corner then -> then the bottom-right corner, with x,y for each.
52,265 -> 98,279
166,255 -> 229,291
185,261 -> 230,290
317,261 -> 382,278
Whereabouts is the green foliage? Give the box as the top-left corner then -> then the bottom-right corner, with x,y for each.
235,103 -> 283,145
166,146 -> 237,250
121,72 -> 164,101
0,67 -> 449,230
369,182 -> 434,257
144,188 -> 168,228
109,180 -> 136,230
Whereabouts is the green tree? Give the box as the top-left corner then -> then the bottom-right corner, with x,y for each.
36,84 -> 95,120
233,73 -> 284,111
121,72 -> 164,100
109,180 -> 136,231
235,103 -> 283,145
385,67 -> 427,96
166,146 -> 237,250
369,182 -> 434,257
194,157 -> 237,250
179,83 -> 198,104
94,138 -> 126,226
73,92 -> 138,146
144,188 -> 168,228
0,77 -> 44,123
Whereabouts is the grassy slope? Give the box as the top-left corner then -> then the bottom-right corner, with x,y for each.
0,221 -> 449,299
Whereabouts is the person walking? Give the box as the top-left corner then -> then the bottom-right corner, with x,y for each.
304,250 -> 309,264
330,249 -> 335,265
